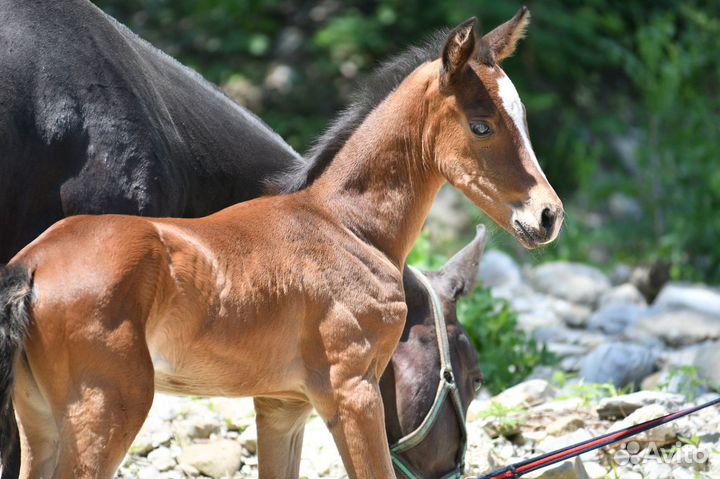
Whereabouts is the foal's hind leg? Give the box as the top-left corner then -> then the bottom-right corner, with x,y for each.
13,355 -> 59,479
19,325 -> 155,479
51,360 -> 154,479
254,397 -> 312,479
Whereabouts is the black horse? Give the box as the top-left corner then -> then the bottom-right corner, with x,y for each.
0,0 -> 300,263
0,1 -> 482,478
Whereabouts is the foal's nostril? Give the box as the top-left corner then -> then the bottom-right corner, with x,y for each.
540,207 -> 555,235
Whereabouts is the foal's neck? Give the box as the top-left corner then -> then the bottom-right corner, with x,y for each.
310,64 -> 444,267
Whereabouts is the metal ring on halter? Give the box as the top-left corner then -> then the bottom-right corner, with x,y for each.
389,266 -> 468,479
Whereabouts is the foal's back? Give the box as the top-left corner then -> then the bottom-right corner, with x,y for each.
12,192 -> 404,398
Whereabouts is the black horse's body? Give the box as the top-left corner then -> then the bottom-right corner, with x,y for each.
0,0 -> 300,262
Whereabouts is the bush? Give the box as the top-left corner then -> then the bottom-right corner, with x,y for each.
457,288 -> 555,395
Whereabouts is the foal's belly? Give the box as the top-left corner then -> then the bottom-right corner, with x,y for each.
146,306 -> 307,398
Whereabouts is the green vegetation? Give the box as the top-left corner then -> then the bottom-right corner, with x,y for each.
458,287 -> 555,395
553,373 -> 634,407
658,365 -> 713,401
93,1 -> 720,281
474,401 -> 527,437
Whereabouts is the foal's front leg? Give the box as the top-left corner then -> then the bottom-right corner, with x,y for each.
254,397 -> 312,479
307,302 -> 406,479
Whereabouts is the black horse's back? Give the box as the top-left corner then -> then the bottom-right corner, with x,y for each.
0,0 -> 301,262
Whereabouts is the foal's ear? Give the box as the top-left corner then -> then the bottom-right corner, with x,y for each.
482,6 -> 531,63
440,17 -> 479,89
437,224 -> 488,300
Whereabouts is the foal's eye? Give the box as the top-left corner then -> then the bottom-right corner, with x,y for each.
470,121 -> 492,137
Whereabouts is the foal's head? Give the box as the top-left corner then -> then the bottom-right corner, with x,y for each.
428,8 -> 563,248
380,227 -> 487,478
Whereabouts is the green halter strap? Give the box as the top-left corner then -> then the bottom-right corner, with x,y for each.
389,266 -> 467,479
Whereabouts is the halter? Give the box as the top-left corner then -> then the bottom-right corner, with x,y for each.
390,266 -> 468,479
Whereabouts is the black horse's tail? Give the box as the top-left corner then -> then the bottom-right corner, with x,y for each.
0,266 -> 32,479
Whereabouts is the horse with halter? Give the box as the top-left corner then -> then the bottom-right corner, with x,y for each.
0,5 -> 562,479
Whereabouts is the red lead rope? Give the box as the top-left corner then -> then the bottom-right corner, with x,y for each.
474,395 -> 720,479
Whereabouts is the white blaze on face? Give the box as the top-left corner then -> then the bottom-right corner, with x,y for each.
496,71 -> 548,182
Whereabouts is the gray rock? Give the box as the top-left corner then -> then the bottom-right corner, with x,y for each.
694,341 -> 720,388
599,283 -> 646,307
596,391 -> 685,419
547,342 -> 590,359
173,417 -> 221,443
525,457 -> 589,479
493,379 -> 557,409
479,249 -> 522,289
654,283 -> 720,318
137,466 -> 161,479
527,262 -> 610,306
517,310 -> 563,332
546,415 -> 586,436
587,303 -> 646,335
609,264 -> 632,286
147,447 -> 176,472
608,404 -> 678,447
638,462 -> 673,479
238,423 -> 258,454
578,343 -> 658,388
532,327 -> 608,349
537,430 -> 597,460
550,300 -> 593,328
628,309 -> 720,346
178,439 -> 243,479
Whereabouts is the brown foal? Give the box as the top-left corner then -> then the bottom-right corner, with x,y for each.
1,8 -> 562,479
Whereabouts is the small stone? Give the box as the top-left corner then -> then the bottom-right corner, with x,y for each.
137,466 -> 161,479
582,461 -> 608,479
547,415 -> 585,436
694,341 -> 720,388
147,447 -> 176,472
578,343 -> 658,388
640,371 -> 663,391
525,457 -> 590,479
517,310 -> 563,332
587,303 -> 646,335
493,379 -> 557,409
536,430 -> 597,461
599,283 -> 647,307
551,300 -> 593,328
638,461 -> 673,479
238,422 -> 258,454
178,439 -> 243,479
609,404 -> 678,447
596,391 -> 685,419
628,309 -> 720,346
610,264 -> 632,285
176,463 -> 199,476
174,417 -> 221,443
479,249 -> 522,289
527,262 -> 610,307
653,283 -> 720,318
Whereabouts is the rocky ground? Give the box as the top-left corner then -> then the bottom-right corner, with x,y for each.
117,252 -> 720,479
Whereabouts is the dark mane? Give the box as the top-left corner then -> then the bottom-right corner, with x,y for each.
267,30 -> 450,194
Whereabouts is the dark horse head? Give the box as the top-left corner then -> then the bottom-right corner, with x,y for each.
382,226 -> 486,478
